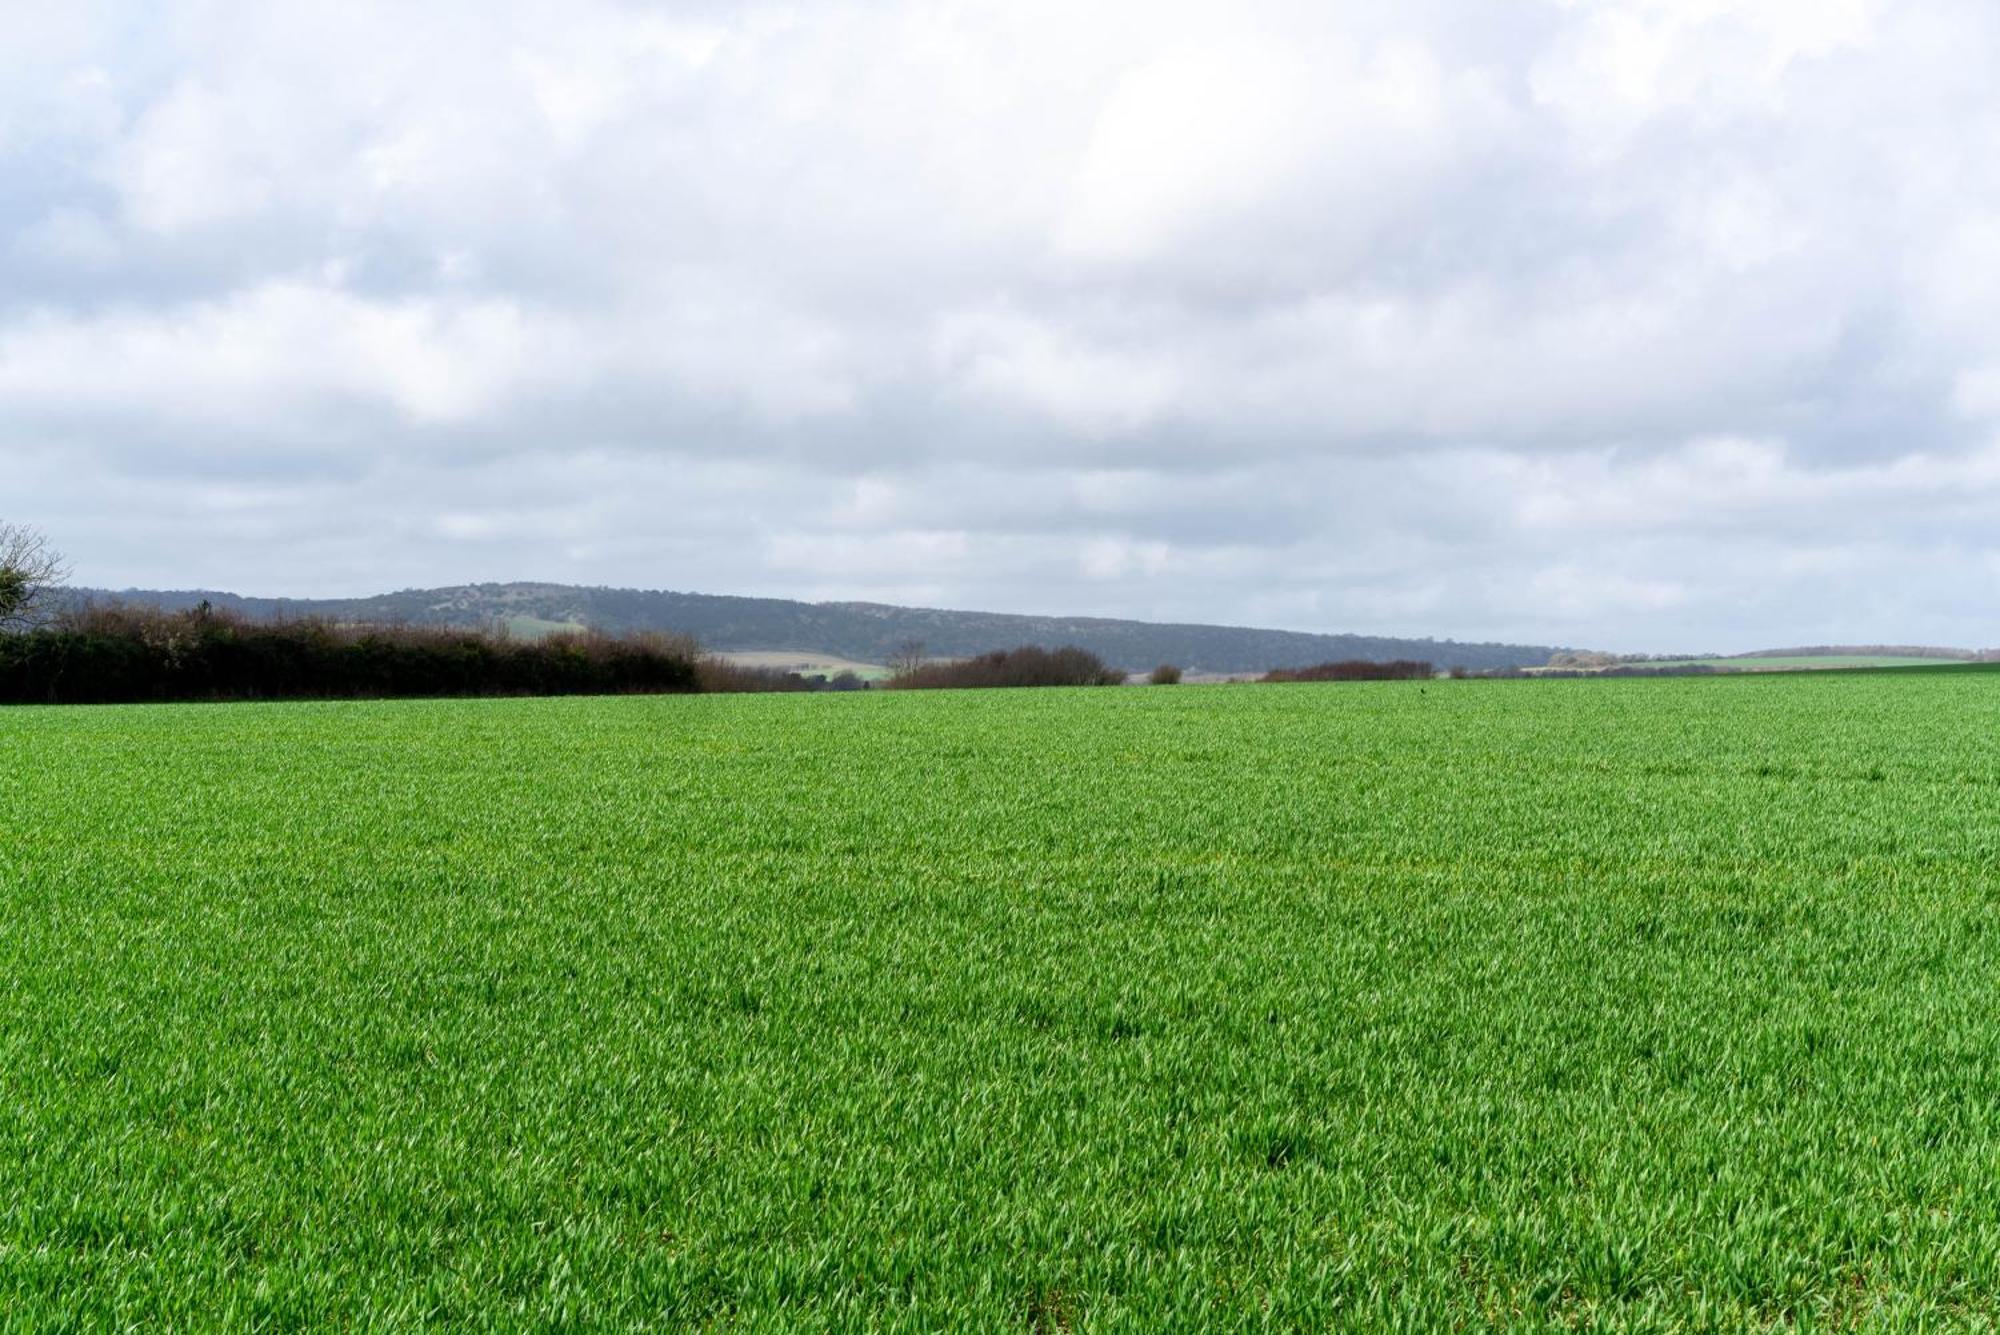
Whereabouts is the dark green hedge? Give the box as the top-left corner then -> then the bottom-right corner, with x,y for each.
0,608 -> 701,704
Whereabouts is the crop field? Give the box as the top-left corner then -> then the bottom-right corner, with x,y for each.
1631,655 -> 1952,672
6,673 -> 2000,1326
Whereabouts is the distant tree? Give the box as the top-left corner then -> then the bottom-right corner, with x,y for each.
1545,650 -> 1622,670
889,638 -> 927,677
1149,664 -> 1183,685
1262,659 -> 1433,683
885,645 -> 1122,690
0,522 -> 67,631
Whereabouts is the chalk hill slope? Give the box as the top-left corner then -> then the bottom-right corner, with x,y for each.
75,582 -> 1567,674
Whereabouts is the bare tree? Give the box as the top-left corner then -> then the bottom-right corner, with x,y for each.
888,638 -> 927,678
0,522 -> 68,630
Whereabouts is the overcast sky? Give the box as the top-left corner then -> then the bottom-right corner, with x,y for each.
6,1 -> 2000,651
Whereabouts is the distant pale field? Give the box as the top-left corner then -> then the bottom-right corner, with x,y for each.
7,671 -> 2000,1324
500,621 -> 892,678
1645,655 -> 1952,671
1529,654 -> 1958,673
711,649 -> 891,679
501,614 -> 587,640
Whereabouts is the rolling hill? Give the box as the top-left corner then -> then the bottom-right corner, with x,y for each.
70,582 -> 1569,675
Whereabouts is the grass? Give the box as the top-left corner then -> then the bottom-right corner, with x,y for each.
5,673 -> 2000,1325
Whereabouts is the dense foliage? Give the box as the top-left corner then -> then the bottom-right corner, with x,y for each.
6,671 -> 2000,1323
0,606 -> 701,703
885,644 -> 1123,689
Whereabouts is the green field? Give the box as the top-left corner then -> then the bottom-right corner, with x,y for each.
6,675 -> 2000,1325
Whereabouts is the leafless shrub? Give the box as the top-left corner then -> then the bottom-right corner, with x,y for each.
0,522 -> 68,631
1262,659 -> 1433,683
886,645 -> 1123,690
693,656 -> 820,693
888,639 -> 928,677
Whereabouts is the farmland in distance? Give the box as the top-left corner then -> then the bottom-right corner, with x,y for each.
5,672 -> 2000,1325
1614,655 -> 1950,672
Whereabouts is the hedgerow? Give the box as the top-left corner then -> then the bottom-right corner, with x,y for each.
0,605 -> 702,703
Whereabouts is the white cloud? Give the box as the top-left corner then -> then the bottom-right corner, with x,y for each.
1055,44 -> 1310,263
3,0 -> 2000,651
932,305 -> 1176,437
0,282 -> 565,429
1079,536 -> 1172,581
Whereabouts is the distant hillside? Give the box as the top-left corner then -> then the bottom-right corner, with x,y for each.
1543,644 -> 1998,675
68,582 -> 1569,675
1735,645 -> 1984,661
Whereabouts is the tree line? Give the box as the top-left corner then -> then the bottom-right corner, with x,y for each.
0,523 -> 1468,703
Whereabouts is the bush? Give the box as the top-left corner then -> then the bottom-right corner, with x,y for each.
0,606 -> 902,704
1149,664 -> 1183,685
886,645 -> 1123,690
1262,659 -> 1433,683
693,657 -> 821,693
0,605 -> 704,705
